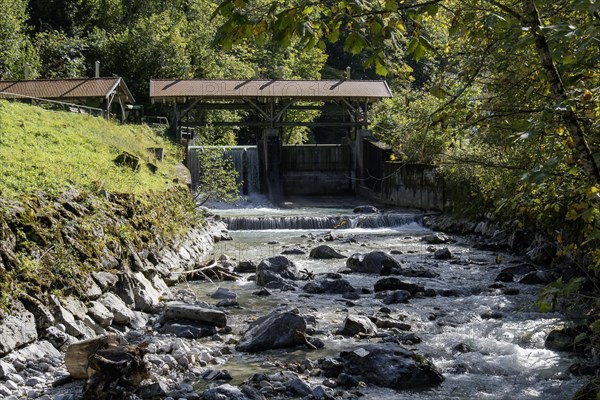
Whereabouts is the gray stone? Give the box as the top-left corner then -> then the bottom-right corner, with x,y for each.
84,276 -> 103,300
61,296 -> 88,321
158,321 -> 216,339
340,315 -> 377,336
421,233 -> 451,244
256,256 -> 298,288
381,290 -> 411,305
52,303 -> 93,339
309,245 -> 345,259
87,301 -> 114,328
42,326 -> 76,350
115,276 -> 136,307
339,343 -> 444,389
211,288 -> 237,300
346,251 -> 402,274
0,384 -> 12,397
25,376 -> 45,387
162,302 -> 227,327
82,316 -> 107,335
6,340 -> 61,362
98,292 -> 135,325
236,309 -> 308,352
303,278 -> 355,294
0,301 -> 38,356
91,271 -> 118,290
20,295 -> 55,330
201,384 -> 252,400
0,361 -> 17,378
132,271 -> 162,312
285,378 -> 312,396
138,381 -> 169,399
374,277 -> 423,295
434,248 -> 452,260
235,260 -> 257,273
353,205 -> 380,214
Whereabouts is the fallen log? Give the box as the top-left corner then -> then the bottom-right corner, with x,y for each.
182,261 -> 241,282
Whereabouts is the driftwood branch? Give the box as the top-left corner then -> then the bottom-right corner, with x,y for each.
182,260 -> 241,281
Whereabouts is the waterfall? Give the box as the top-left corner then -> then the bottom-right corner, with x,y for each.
225,146 -> 260,195
223,213 -> 422,231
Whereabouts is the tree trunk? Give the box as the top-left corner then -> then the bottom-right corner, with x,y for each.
522,0 -> 600,186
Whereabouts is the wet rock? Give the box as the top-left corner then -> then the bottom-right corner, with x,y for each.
421,233 -> 451,244
353,205 -> 380,214
339,344 -> 444,389
519,271 -> 551,285
303,278 -> 355,294
434,248 -> 452,260
0,301 -> 37,356
375,318 -> 411,331
202,369 -> 233,381
380,290 -> 411,305
236,309 -> 310,352
319,358 -> 343,378
502,263 -> 536,276
212,287 -> 237,300
256,256 -> 298,288
158,321 -> 217,339
161,302 -> 227,328
201,383 -> 255,400
138,381 -> 170,399
340,315 -> 377,336
495,271 -> 514,282
281,248 -> 306,255
481,311 -> 503,320
545,326 -> 590,352
346,251 -> 402,275
503,288 -> 520,295
235,260 -> 257,273
452,343 -> 474,353
42,326 -> 76,350
0,361 -> 16,378
309,245 -> 345,259
374,277 -> 423,295
312,385 -> 335,400
285,377 -> 312,396
252,288 -> 271,297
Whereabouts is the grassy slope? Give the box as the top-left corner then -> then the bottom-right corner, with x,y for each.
0,101 -> 200,312
0,100 -> 183,198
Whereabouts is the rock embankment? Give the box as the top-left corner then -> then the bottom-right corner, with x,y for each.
0,187 -> 231,398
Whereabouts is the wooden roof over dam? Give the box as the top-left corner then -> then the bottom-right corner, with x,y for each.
149,79 -> 392,102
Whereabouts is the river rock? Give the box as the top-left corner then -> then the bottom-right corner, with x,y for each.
303,278 -> 355,294
20,295 -> 55,329
380,290 -> 411,305
212,287 -> 237,300
545,326 -> 590,352
235,260 -> 257,273
0,361 -> 16,378
256,256 -> 298,288
132,271 -> 163,312
340,315 -> 377,336
201,384 -> 254,400
374,277 -> 423,295
434,248 -> 452,260
0,301 -> 37,356
421,233 -> 451,244
346,251 -> 402,275
519,271 -> 551,284
339,344 -> 444,389
236,309 -> 309,352
309,245 -> 345,259
161,302 -> 227,327
281,248 -> 306,255
353,205 -> 380,214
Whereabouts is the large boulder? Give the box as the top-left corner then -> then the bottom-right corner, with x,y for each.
374,277 -> 423,295
236,309 -> 311,352
340,315 -> 377,336
346,251 -> 401,275
256,256 -> 298,289
309,245 -> 345,259
303,278 -> 356,294
201,384 -> 255,400
353,205 -> 380,214
339,344 -> 444,389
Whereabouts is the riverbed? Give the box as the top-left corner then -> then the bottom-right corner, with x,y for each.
187,202 -> 584,399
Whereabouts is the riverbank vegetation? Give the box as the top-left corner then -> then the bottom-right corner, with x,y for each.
0,100 -> 202,312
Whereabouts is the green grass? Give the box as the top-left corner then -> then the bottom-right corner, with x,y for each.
0,100 -> 184,198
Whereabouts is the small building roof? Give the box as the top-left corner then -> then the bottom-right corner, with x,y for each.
0,77 -> 135,103
150,79 -> 392,102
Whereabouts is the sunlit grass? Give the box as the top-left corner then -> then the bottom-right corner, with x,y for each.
0,100 -> 184,198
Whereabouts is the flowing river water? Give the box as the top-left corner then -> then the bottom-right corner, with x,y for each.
185,200 -> 585,399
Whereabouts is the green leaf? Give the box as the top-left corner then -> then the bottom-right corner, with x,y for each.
407,37 -> 419,53
385,0 -> 399,12
414,41 -> 426,61
375,56 -> 388,76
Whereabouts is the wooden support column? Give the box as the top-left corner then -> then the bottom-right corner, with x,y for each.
259,128 -> 284,205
